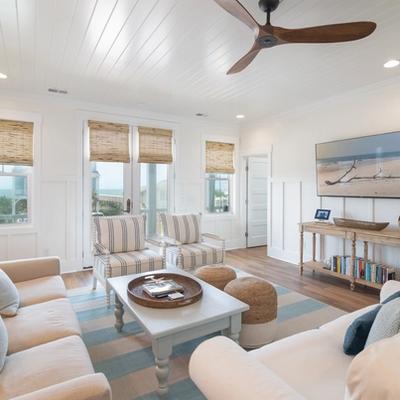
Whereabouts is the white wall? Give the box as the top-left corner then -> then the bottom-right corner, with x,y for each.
0,91 -> 244,272
240,77 -> 400,268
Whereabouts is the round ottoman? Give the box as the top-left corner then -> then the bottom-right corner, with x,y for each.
225,277 -> 277,348
195,265 -> 237,290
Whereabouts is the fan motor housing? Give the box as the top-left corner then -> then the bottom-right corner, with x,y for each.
258,0 -> 280,13
257,35 -> 279,48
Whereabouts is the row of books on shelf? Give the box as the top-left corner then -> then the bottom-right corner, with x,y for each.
326,256 -> 396,284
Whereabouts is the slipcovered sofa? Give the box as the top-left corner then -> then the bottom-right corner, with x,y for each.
190,280 -> 400,400
0,257 -> 111,400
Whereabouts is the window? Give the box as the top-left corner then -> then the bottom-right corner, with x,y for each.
140,163 -> 169,235
91,162 -> 124,216
205,173 -> 231,213
0,165 -> 31,224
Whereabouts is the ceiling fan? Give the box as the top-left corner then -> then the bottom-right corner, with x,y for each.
214,0 -> 377,74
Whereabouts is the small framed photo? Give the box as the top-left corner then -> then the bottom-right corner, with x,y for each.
314,209 -> 331,221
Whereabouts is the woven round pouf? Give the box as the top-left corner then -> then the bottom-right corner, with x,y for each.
225,277 -> 277,348
195,265 -> 237,290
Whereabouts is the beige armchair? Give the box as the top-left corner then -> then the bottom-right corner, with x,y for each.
92,214 -> 165,305
159,213 -> 225,270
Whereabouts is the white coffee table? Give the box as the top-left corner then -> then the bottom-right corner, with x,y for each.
108,268 -> 248,397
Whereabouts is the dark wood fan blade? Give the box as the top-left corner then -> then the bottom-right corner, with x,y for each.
227,43 -> 262,74
275,22 -> 377,43
214,0 -> 259,33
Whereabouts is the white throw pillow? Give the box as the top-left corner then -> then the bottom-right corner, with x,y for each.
0,317 -> 8,372
0,269 -> 19,317
345,334 -> 400,400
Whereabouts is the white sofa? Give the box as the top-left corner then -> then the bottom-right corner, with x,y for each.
189,280 -> 400,400
0,257 -> 111,400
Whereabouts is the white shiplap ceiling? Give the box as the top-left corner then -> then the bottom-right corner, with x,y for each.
0,0 -> 399,122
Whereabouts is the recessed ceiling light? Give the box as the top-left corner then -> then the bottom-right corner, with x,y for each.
0,72 -> 7,79
384,59 -> 400,69
236,114 -> 245,119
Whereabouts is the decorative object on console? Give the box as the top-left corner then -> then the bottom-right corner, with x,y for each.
127,272 -> 202,309
224,277 -> 277,348
316,131 -> 400,198
333,217 -> 389,231
314,208 -> 331,221
195,265 -> 237,290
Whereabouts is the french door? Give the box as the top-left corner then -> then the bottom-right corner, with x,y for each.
83,126 -> 172,266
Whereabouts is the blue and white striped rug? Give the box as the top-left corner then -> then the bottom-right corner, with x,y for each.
68,281 -> 345,400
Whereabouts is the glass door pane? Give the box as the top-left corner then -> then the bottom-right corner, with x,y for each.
140,164 -> 169,235
91,162 -> 130,216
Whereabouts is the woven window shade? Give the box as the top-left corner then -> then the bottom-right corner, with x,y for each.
137,126 -> 173,164
206,141 -> 235,174
89,120 -> 130,163
0,119 -> 34,166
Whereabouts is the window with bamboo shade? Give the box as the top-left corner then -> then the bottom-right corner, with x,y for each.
0,119 -> 34,166
137,126 -> 173,164
89,120 -> 130,163
205,141 -> 235,174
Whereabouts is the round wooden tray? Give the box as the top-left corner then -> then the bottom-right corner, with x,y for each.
127,273 -> 203,309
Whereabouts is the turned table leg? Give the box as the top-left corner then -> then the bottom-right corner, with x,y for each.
299,225 -> 304,275
114,293 -> 125,332
153,338 -> 172,397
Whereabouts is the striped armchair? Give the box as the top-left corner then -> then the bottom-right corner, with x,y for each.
159,213 -> 225,270
92,214 -> 165,305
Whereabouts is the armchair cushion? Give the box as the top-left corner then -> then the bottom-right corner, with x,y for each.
93,214 -> 145,254
160,213 -> 201,244
0,336 -> 94,399
15,276 -> 66,307
167,243 -> 223,269
0,269 -> 19,317
95,248 -> 164,278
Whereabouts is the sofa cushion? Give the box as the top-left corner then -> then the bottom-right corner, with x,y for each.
345,334 -> 400,400
15,275 -> 66,307
160,213 -> 201,244
366,297 -> 400,347
0,317 -> 7,372
4,298 -> 81,354
0,269 -> 19,317
93,214 -> 146,253
0,335 -> 94,399
343,305 -> 381,355
250,329 -> 354,400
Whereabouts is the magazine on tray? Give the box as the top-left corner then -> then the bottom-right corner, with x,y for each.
143,279 -> 184,298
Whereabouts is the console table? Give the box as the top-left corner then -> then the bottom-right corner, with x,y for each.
299,222 -> 400,290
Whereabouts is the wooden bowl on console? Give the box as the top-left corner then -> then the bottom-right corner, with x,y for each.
333,218 -> 389,231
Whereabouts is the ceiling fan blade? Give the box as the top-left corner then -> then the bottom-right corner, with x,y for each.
227,43 -> 262,75
214,0 -> 259,33
275,22 -> 377,43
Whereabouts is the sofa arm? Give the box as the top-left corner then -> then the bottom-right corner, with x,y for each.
10,374 -> 111,400
189,337 -> 305,400
380,280 -> 400,303
0,257 -> 61,283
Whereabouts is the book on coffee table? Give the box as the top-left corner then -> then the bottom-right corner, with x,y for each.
143,280 -> 184,298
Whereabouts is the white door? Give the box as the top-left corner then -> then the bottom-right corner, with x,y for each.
246,156 -> 269,247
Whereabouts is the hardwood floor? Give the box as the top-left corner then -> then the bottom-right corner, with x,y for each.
62,246 -> 379,312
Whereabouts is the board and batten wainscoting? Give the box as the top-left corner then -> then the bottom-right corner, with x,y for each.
267,178 -> 400,274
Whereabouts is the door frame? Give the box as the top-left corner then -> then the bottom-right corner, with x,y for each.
241,152 -> 272,249
80,111 -> 177,268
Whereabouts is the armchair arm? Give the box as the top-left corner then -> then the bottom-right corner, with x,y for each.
10,374 -> 111,400
93,242 -> 110,256
189,336 -> 305,400
0,257 -> 60,283
202,233 -> 225,242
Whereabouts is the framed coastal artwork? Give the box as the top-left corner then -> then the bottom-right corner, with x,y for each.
316,131 -> 400,198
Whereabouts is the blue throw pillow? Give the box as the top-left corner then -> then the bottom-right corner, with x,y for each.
343,305 -> 381,355
381,290 -> 400,305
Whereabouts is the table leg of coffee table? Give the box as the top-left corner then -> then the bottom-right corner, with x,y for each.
153,338 -> 172,397
114,294 -> 124,332
227,314 -> 242,344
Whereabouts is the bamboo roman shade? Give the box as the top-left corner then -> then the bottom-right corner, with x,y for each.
0,119 -> 34,166
205,141 -> 235,174
89,120 -> 130,163
137,126 -> 173,164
